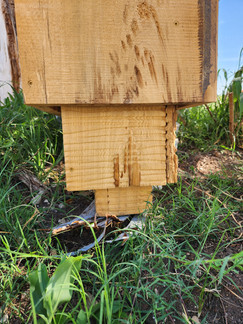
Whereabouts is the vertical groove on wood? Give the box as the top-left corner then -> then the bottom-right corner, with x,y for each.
165,106 -> 178,183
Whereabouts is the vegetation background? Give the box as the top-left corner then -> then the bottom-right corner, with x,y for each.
0,58 -> 242,323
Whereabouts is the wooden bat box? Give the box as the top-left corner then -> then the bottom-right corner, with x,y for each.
14,0 -> 218,215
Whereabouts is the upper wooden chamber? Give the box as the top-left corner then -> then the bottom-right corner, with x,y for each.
14,0 -> 218,109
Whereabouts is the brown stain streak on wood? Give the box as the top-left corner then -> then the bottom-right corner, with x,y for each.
93,70 -> 105,102
124,149 -> 127,174
2,0 -> 21,91
123,3 -> 129,23
121,40 -> 126,51
137,1 -> 165,47
113,154 -> 120,187
151,7 -> 165,46
144,49 -> 158,84
134,86 -> 139,96
109,52 -> 121,76
131,18 -> 139,35
126,34 -> 133,47
137,1 -> 151,19
127,133 -> 140,186
134,45 -> 140,60
134,65 -> 143,88
111,85 -> 119,96
162,64 -> 172,102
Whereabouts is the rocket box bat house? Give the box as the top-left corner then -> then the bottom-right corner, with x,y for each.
14,0 -> 218,216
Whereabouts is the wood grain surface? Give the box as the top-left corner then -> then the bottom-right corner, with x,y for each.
95,186 -> 152,216
15,0 -> 218,106
166,106 -> 178,183
61,105 -> 167,191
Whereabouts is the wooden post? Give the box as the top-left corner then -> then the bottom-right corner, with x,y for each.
0,0 -> 21,101
13,0 -> 218,216
61,105 -> 169,215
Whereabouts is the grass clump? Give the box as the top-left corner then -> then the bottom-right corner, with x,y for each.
178,52 -> 243,150
0,87 -> 242,323
0,88 -> 63,176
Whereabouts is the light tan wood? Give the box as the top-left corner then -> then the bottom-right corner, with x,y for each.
166,106 -> 178,183
95,186 -> 152,216
14,0 -> 218,107
61,105 -> 167,191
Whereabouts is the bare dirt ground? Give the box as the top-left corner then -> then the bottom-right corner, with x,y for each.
178,148 -> 243,181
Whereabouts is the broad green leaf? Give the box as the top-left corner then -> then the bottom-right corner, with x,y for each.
232,79 -> 241,103
38,263 -> 49,295
29,265 -> 48,316
234,67 -> 243,78
239,92 -> 243,119
43,256 -> 83,317
76,310 -> 87,324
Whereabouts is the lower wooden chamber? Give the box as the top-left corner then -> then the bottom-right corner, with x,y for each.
61,105 -> 178,215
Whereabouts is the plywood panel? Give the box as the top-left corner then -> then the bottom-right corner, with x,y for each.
14,0 -> 218,106
61,105 -> 167,191
95,186 -> 152,216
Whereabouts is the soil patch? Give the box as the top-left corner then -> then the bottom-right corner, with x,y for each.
178,149 -> 243,181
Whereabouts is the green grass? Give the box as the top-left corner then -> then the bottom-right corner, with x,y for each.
178,56 -> 243,150
0,87 -> 242,323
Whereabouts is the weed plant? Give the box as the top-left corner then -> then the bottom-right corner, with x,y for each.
178,50 -> 243,150
0,88 -> 63,177
0,88 -> 242,323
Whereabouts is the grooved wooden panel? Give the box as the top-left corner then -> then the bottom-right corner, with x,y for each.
61,106 -> 167,191
95,186 -> 152,216
14,0 -> 218,107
